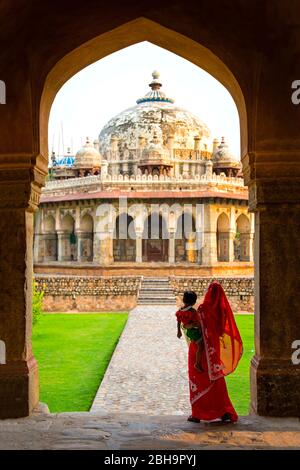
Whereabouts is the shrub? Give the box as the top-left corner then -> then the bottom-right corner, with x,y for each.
33,281 -> 44,326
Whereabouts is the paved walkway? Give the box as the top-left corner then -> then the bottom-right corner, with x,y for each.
91,305 -> 190,415
1,411 -> 300,450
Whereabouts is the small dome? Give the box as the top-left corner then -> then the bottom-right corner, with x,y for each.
75,137 -> 102,168
213,137 -> 240,169
53,150 -> 75,167
139,133 -> 172,167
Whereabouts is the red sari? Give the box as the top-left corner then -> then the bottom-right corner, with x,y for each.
180,282 -> 243,422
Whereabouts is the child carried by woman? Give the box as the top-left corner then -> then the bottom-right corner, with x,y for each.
176,290 -> 204,372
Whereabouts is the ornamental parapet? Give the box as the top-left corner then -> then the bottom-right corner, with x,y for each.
43,172 -> 246,198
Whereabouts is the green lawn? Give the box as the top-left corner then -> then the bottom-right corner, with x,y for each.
33,312 -> 254,415
226,314 -> 254,415
32,313 -> 128,412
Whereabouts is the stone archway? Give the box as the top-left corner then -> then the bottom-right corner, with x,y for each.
113,214 -> 136,262
1,8 -> 300,420
175,212 -> 197,263
217,212 -> 230,262
142,213 -> 169,262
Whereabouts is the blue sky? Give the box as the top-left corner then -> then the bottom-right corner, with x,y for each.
49,41 -> 240,158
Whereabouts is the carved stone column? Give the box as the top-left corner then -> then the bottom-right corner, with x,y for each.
168,231 -> 175,264
57,230 -> 65,262
246,170 -> 300,416
201,204 -> 217,265
135,231 -> 143,263
0,157 -> 47,418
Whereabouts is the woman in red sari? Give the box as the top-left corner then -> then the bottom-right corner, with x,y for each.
176,282 -> 243,423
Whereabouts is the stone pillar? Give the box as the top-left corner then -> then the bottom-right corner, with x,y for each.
0,158 -> 46,418
201,205 -> 218,265
228,207 -> 236,262
135,231 -> 143,263
76,230 -> 84,262
57,230 -> 65,262
33,211 -> 42,263
247,177 -> 300,416
93,230 -> 113,265
168,231 -> 175,264
249,212 -> 255,262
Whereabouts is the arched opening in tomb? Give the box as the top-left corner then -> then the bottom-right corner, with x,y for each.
217,212 -> 230,262
79,213 -> 94,262
235,214 -> 251,262
60,214 -> 77,262
113,214 -> 136,262
142,213 -> 169,262
43,215 -> 58,262
175,212 -> 197,263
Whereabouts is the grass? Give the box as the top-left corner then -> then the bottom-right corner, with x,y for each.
32,312 -> 254,415
226,314 -> 254,415
32,313 -> 128,412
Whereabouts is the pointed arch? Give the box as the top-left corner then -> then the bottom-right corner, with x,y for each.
217,212 -> 230,262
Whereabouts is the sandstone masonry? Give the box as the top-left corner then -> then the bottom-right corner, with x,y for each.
35,275 -> 254,312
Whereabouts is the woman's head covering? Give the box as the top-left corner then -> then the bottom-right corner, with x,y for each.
197,281 -> 243,381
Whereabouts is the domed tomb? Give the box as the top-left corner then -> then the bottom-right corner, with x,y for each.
98,71 -> 212,176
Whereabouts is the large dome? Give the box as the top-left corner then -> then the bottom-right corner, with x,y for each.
98,72 -> 211,159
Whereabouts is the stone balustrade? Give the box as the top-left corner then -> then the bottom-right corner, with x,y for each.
43,172 -> 246,193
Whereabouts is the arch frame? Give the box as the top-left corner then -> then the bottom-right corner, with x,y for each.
39,17 -> 247,167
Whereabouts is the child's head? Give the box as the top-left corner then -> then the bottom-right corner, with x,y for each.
183,290 -> 197,306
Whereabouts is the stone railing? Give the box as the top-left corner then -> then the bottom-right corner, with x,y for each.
43,172 -> 246,194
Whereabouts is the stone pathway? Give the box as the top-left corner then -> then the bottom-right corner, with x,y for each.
91,305 -> 190,415
1,411 -> 300,450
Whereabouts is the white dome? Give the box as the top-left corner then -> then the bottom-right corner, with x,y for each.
98,72 -> 211,161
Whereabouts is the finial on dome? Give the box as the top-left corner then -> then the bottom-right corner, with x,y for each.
149,71 -> 162,91
221,136 -> 225,144
136,71 -> 174,104
86,137 -> 90,145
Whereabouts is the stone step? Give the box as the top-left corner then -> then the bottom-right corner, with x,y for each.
140,289 -> 172,292
138,302 -> 175,304
138,277 -> 176,305
137,298 -> 176,302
